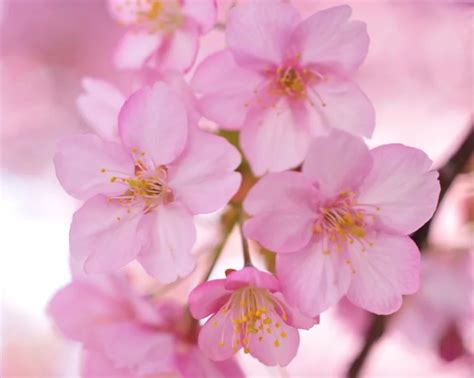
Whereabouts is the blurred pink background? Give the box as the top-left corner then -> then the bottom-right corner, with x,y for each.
1,1 -> 472,376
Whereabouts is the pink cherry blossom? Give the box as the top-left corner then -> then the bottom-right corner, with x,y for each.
48,274 -> 244,377
192,2 -> 374,175
55,82 -> 241,282
244,129 -> 440,315
109,0 -> 216,72
188,266 -> 319,367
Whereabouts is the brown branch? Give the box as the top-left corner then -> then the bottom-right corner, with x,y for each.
346,125 -> 473,378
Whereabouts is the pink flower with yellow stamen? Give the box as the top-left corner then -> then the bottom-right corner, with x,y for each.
189,267 -> 318,367
54,82 -> 241,282
109,0 -> 216,72
244,130 -> 440,316
192,2 -> 374,175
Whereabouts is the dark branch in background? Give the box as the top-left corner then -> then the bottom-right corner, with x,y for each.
346,125 -> 473,378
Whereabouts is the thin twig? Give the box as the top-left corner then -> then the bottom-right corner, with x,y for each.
346,125 -> 474,378
239,209 -> 253,266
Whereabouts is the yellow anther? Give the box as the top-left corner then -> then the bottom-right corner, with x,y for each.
243,348 -> 250,354
100,168 -> 106,173
110,176 -> 117,183
275,323 -> 280,328
266,328 -> 272,334
263,318 -> 272,325
219,341 -> 225,347
280,332 -> 287,338
242,338 -> 249,346
274,339 -> 280,347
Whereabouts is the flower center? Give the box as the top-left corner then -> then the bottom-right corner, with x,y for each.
276,67 -> 308,97
214,287 -> 288,353
313,192 -> 380,263
101,148 -> 174,214
115,0 -> 182,34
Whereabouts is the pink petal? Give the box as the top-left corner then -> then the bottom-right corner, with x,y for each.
244,212 -> 315,254
346,233 -> 420,315
168,129 -> 241,214
188,279 -> 231,319
240,100 -> 313,175
54,134 -> 134,200
137,203 -> 196,283
82,349 -> 133,378
176,345 -> 244,378
276,239 -> 352,317
243,171 -> 317,253
358,144 -> 440,235
114,31 -> 160,70
96,322 -> 175,375
226,1 -> 300,70
191,50 -> 262,130
247,312 -> 299,367
155,22 -> 199,73
77,78 -> 125,141
302,129 -> 372,199
118,82 -> 188,166
272,293 -> 319,330
307,77 -> 375,138
47,277 -> 129,345
70,195 -> 144,274
292,5 -> 369,73
225,267 -> 280,292
198,310 -> 236,361
244,171 -> 317,215
182,0 -> 216,33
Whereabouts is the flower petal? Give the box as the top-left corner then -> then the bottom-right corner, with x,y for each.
191,50 -> 262,130
276,239 -> 352,317
198,310 -> 237,361
137,203 -> 196,283
247,312 -> 299,367
182,0 -> 216,33
77,78 -> 125,140
225,267 -> 280,292
272,293 -> 319,330
155,22 -> 200,73
307,77 -> 375,138
188,279 -> 231,320
47,277 -> 129,345
292,5 -> 369,73
54,134 -> 134,200
114,31 -> 160,70
82,349 -> 132,378
358,144 -> 440,234
168,129 -> 241,214
96,322 -> 175,375
240,100 -> 313,175
346,233 -> 420,315
70,195 -> 144,274
302,129 -> 372,198
226,1 -> 300,70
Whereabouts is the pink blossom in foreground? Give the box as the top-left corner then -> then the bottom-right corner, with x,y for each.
55,82 -> 241,282
244,130 -> 440,315
189,267 -> 319,366
109,0 -> 216,72
48,274 -> 243,377
192,2 -> 374,175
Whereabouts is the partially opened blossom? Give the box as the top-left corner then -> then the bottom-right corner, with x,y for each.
48,274 -> 244,377
188,267 -> 319,366
55,82 -> 241,282
192,2 -> 374,175
244,130 -> 440,315
109,0 -> 216,72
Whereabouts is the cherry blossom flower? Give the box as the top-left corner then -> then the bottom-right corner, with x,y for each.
48,274 -> 244,377
54,82 -> 241,282
192,2 -> 374,175
188,267 -> 319,366
109,0 -> 216,72
243,130 -> 440,315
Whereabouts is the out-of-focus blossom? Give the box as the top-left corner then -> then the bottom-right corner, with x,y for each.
244,130 -> 440,315
48,274 -> 243,377
189,266 -> 318,366
55,82 -> 241,282
192,2 -> 374,175
109,0 -> 217,72
394,250 -> 474,363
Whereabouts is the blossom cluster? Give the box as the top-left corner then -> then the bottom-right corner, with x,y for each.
48,0 -> 441,375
